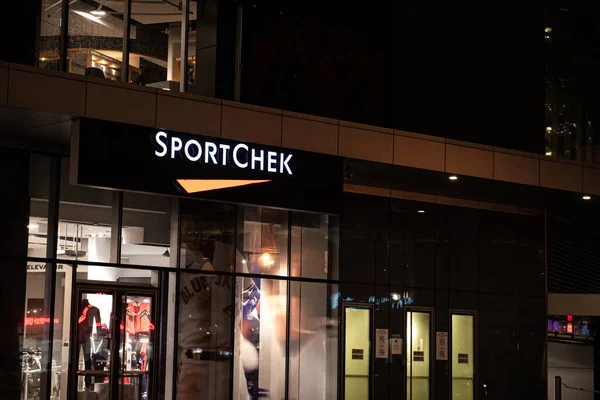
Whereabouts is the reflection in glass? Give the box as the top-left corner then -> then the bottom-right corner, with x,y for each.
452,314 -> 474,400
233,277 -> 287,400
344,306 -> 370,400
289,282 -> 338,400
406,311 -> 430,400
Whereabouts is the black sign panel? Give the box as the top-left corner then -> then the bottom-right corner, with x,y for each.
72,118 -> 343,213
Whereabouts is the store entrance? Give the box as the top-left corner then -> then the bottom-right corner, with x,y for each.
70,285 -> 157,400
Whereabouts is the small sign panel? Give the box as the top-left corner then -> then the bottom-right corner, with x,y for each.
436,331 -> 448,360
376,329 -> 389,358
413,351 -> 425,362
391,336 -> 403,355
458,353 -> 469,364
352,349 -> 364,360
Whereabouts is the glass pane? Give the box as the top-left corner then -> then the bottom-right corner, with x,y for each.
53,263 -> 74,400
121,193 -> 172,267
406,311 -> 430,400
233,277 -> 287,400
38,0 -> 61,70
28,154 -> 50,258
126,0 -> 185,88
452,314 -> 474,400
22,263 -> 49,400
177,272 -> 232,400
291,213 -> 339,280
59,159 -> 113,263
237,206 -> 289,276
67,0 -> 126,79
180,201 -> 235,271
77,266 -> 159,287
76,291 -> 113,396
118,294 -> 155,400
187,1 -> 217,96
344,307 -> 370,400
289,282 -> 338,400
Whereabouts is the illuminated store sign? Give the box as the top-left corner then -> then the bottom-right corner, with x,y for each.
72,118 -> 343,213
154,131 -> 293,175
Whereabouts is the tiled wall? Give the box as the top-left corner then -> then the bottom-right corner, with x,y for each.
2,61 -> 600,196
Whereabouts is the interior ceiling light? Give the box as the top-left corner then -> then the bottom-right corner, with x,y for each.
418,210 -> 425,213
583,195 -> 591,200
449,175 -> 458,181
90,10 -> 106,16
27,223 -> 39,229
72,10 -> 110,27
177,179 -> 271,194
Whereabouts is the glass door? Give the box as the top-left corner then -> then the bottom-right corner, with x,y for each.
406,309 -> 433,400
342,303 -> 373,400
72,287 -> 156,400
450,312 -> 475,400
117,293 -> 155,400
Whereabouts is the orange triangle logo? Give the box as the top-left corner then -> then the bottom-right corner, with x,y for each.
177,179 -> 271,194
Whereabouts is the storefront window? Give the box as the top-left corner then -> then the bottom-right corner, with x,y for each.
121,193 -> 172,267
237,206 -> 289,277
126,0 -> 184,88
233,277 -> 287,400
289,282 -> 338,400
180,201 -> 236,271
67,1 -> 126,79
58,159 -> 113,263
22,263 -> 49,400
451,314 -> 474,400
291,212 -> 339,280
76,265 -> 159,287
38,0 -> 61,70
28,154 -> 51,258
176,271 -> 232,400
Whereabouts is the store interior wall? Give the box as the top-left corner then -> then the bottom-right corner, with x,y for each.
548,342 -> 594,400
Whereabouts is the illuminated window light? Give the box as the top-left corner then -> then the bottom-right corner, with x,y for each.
545,151 -> 552,156
27,223 -> 39,229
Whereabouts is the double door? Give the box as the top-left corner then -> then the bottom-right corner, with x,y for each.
71,285 -> 157,400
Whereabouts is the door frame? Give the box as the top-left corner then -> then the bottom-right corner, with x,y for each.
448,309 -> 478,400
340,301 -> 375,400
404,306 -> 435,400
68,282 -> 160,400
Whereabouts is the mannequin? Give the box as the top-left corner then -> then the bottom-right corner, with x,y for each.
77,299 -> 101,390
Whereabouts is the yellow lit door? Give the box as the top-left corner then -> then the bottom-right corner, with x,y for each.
406,310 -> 432,400
451,313 -> 475,400
343,305 -> 372,400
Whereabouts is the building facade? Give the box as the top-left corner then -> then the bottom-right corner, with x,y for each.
0,2 -> 599,400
